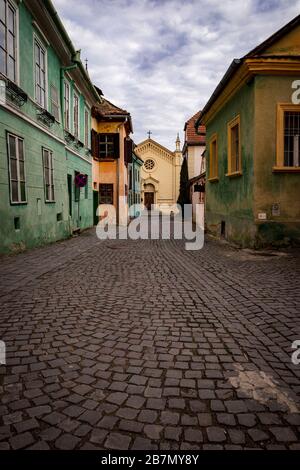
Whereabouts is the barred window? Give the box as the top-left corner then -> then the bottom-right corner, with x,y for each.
284,111 -> 300,167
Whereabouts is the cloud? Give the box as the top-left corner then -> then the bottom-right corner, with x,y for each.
53,0 -> 300,149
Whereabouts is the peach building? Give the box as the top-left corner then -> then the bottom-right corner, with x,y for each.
91,93 -> 133,225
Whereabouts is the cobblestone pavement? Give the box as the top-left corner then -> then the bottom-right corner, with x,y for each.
0,229 -> 300,450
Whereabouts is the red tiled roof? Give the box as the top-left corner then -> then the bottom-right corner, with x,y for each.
184,110 -> 206,144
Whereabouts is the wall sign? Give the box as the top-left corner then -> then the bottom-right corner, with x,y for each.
75,174 -> 88,188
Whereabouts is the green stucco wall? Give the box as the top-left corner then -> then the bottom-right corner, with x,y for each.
205,81 -> 256,247
0,2 -> 93,254
254,75 -> 300,245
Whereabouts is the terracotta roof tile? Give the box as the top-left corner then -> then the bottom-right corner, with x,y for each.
184,110 -> 206,144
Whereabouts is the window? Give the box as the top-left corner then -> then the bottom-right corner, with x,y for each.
276,104 -> 300,170
275,104 -> 300,170
64,81 -> 70,130
73,92 -> 79,138
227,115 -> 241,175
284,111 -> 300,166
209,134 -> 218,180
7,133 -> 26,203
99,133 -> 119,158
50,85 -> 60,121
42,148 -> 54,202
144,159 -> 155,171
99,183 -> 113,204
84,108 -> 89,147
0,0 -> 17,82
35,39 -> 47,108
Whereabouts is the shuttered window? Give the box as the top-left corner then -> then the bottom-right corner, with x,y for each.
73,92 -> 79,138
43,148 -> 55,202
7,133 -> 26,203
50,85 -> 60,121
64,81 -> 70,130
35,39 -> 47,108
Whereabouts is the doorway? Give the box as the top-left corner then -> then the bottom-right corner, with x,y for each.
144,192 -> 154,211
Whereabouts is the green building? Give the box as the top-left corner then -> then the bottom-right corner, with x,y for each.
196,15 -> 300,248
0,0 -> 99,253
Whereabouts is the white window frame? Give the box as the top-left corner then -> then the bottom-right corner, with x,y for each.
73,90 -> 80,139
84,106 -> 90,148
0,0 -> 19,83
33,34 -> 48,109
42,147 -> 55,202
7,132 -> 27,204
64,80 -> 70,131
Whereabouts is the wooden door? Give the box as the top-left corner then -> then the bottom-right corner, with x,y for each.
144,192 -> 154,210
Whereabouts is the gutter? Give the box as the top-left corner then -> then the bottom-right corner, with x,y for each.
195,59 -> 242,128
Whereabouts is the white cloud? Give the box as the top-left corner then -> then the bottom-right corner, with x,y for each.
53,0 -> 300,149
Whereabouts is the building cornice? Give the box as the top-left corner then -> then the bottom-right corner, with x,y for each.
201,58 -> 300,125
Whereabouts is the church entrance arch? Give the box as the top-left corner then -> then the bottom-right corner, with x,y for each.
144,183 -> 155,210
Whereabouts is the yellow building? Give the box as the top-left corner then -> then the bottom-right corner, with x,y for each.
91,94 -> 133,225
135,136 -> 182,210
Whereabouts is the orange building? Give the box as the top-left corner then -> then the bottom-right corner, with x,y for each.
91,93 -> 133,225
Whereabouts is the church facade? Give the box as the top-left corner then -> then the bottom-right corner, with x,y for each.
135,136 -> 182,211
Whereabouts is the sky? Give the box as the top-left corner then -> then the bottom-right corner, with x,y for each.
53,0 -> 300,149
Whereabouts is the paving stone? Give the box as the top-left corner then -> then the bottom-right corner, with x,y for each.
90,428 -> 108,445
119,419 -> 143,433
138,410 -> 158,424
184,429 -> 203,443
270,427 -> 297,442
144,424 -> 163,440
248,429 -> 270,442
164,426 -> 182,441
10,432 -> 35,450
55,433 -> 81,450
132,437 -> 157,450
207,426 -> 227,442
237,413 -> 257,427
40,426 -> 62,441
79,410 -> 102,425
104,432 -> 131,450
14,418 -> 39,433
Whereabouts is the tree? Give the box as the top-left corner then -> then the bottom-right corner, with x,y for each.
177,157 -> 190,214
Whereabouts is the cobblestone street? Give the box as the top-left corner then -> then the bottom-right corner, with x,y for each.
0,230 -> 300,450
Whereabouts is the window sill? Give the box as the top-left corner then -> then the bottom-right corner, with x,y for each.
45,200 -> 56,204
10,201 -> 27,206
208,176 -> 219,183
226,171 -> 242,178
273,166 -> 300,173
